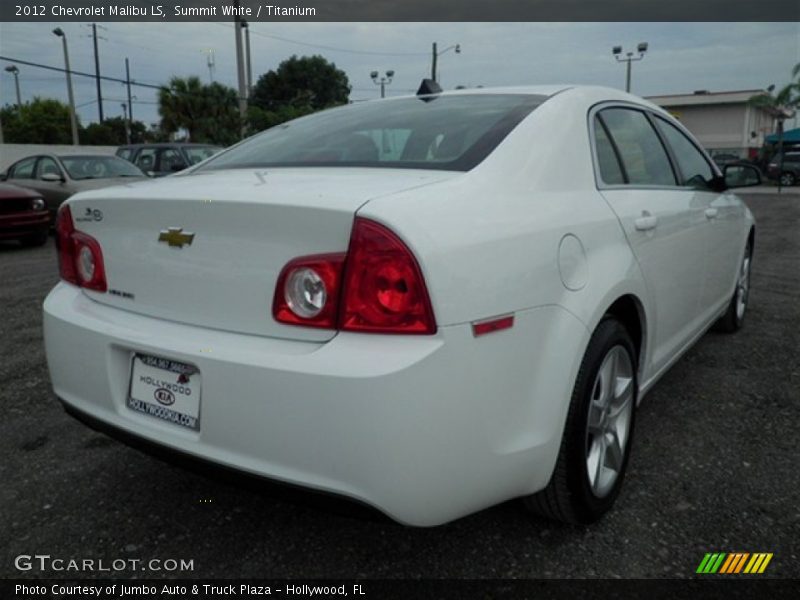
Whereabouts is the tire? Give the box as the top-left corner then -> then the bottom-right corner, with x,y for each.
714,240 -> 752,333
779,172 -> 796,187
21,231 -> 49,247
524,318 -> 637,524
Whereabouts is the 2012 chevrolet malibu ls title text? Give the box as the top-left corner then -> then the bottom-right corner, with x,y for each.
43,86 -> 760,526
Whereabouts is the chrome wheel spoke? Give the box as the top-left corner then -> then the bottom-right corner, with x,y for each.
587,435 -> 605,488
604,430 -> 624,472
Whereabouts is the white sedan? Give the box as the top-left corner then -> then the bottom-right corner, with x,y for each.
43,85 -> 760,526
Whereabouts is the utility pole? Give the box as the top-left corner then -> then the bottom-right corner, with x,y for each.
53,28 -> 79,145
91,23 -> 104,121
125,58 -> 133,123
431,42 -> 460,84
121,103 -> 131,144
233,1 -> 248,138
242,20 -> 253,97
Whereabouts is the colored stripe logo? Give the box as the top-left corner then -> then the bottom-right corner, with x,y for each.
696,552 -> 773,574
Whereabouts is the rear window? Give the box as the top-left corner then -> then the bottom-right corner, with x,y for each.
200,94 -> 545,172
61,156 -> 144,180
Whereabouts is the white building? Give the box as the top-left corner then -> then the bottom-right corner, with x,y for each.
646,90 -> 777,161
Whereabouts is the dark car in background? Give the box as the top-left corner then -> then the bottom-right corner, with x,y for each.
0,183 -> 50,246
0,154 -> 148,221
766,151 -> 800,186
711,153 -> 743,168
116,143 -> 222,177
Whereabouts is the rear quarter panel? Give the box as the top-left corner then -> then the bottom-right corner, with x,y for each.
360,88 -> 649,336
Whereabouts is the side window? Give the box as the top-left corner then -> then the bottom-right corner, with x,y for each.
158,148 -> 184,172
654,117 -> 715,190
135,148 -> 157,172
36,157 -> 62,179
593,116 -> 625,185
599,108 -> 676,187
9,156 -> 37,179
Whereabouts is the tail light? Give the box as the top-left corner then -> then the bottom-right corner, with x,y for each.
273,218 -> 436,335
55,205 -> 107,292
272,254 -> 345,329
340,218 -> 436,334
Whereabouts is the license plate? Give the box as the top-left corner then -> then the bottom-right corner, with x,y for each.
127,354 -> 201,431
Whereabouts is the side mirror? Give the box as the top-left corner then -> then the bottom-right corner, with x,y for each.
170,161 -> 188,172
724,164 -> 761,189
41,172 -> 64,183
0,172 -> 7,181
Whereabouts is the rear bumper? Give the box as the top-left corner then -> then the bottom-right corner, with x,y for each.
44,282 -> 588,525
0,210 -> 49,239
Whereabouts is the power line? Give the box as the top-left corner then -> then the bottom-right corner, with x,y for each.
212,22 -> 428,57
0,55 -> 165,91
0,55 -> 249,103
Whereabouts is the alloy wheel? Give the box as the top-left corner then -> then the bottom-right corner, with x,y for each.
585,345 -> 634,498
736,251 -> 751,321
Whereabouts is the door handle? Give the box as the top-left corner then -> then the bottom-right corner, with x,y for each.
634,212 -> 658,231
705,208 -> 719,219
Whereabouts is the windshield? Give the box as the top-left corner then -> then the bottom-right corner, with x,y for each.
61,156 -> 145,180
185,146 -> 223,165
200,94 -> 545,173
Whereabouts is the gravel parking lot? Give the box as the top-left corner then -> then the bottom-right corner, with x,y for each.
1,191 -> 798,580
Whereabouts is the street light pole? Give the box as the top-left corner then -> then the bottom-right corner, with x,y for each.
431,42 -> 461,83
612,42 -> 648,93
4,66 -> 21,107
53,27 -> 79,145
370,70 -> 395,98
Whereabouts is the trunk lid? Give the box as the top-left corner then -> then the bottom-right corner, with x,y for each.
68,168 -> 456,342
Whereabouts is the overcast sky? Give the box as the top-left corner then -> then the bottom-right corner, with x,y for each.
0,21 -> 798,127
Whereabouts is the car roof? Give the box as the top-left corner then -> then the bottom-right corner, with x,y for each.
118,143 -> 219,148
55,154 -> 121,159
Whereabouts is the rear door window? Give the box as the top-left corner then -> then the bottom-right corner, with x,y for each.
10,156 -> 37,179
597,108 -> 676,187
135,148 -> 157,172
654,117 -> 716,190
593,116 -> 625,185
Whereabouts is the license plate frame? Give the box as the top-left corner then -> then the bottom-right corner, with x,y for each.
126,353 -> 201,431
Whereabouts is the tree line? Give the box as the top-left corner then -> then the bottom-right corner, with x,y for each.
1,55 -> 350,147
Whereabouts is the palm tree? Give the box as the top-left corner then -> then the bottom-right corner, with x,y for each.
158,76 -> 205,141
749,63 -> 800,190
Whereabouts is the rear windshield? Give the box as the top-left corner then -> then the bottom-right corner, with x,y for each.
61,156 -> 144,180
200,94 -> 545,172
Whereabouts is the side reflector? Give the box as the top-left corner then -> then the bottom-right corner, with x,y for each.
472,315 -> 514,337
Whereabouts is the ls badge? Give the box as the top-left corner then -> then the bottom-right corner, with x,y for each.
158,227 -> 195,248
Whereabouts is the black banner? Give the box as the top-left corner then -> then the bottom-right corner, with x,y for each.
4,579 -> 800,600
1,0 -> 799,22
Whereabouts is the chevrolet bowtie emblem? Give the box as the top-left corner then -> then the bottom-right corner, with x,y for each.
158,227 -> 195,248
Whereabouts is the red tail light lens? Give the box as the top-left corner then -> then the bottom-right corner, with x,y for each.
55,205 -> 78,286
340,218 -> 436,334
273,219 -> 436,335
273,254 -> 345,329
55,204 -> 107,292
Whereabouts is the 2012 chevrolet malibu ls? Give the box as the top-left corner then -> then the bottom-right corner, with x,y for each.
43,86 -> 761,526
